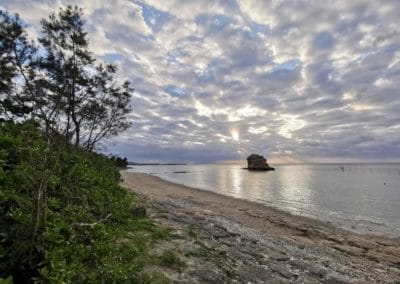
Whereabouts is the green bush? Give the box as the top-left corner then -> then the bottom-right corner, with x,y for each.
158,250 -> 186,272
0,122 -> 168,282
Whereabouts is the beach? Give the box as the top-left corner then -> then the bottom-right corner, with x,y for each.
121,171 -> 400,283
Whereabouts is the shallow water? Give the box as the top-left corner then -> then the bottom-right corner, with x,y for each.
127,164 -> 400,236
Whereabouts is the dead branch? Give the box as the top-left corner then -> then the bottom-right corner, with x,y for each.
74,213 -> 112,228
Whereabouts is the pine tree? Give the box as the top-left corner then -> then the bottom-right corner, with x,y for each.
37,5 -> 133,149
0,6 -> 133,151
0,11 -> 34,118
1,6 -> 133,149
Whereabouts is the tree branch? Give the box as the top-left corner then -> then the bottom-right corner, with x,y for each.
74,213 -> 112,228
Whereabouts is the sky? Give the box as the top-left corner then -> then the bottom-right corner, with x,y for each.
1,0 -> 400,164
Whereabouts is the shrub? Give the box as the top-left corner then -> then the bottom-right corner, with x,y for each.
0,122 -> 168,282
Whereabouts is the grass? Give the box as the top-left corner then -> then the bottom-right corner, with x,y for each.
158,249 -> 186,272
187,225 -> 199,239
137,272 -> 173,284
185,240 -> 236,278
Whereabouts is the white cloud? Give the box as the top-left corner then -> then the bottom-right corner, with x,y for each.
2,0 -> 400,162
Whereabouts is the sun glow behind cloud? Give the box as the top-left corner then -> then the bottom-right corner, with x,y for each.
278,115 -> 307,139
248,126 -> 268,135
230,129 -> 240,141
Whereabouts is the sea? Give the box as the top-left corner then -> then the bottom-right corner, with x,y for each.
127,164 -> 400,237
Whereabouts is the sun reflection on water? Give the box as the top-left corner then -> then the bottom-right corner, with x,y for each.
276,165 -> 314,215
230,168 -> 242,195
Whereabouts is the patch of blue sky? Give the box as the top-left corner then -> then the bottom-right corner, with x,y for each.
247,21 -> 270,38
166,48 -> 189,65
192,92 -> 214,99
103,52 -> 126,62
134,0 -> 170,33
259,59 -> 302,81
313,31 -> 336,50
164,85 -> 186,97
196,13 -> 233,31
351,44 -> 400,65
196,70 -> 214,84
166,52 -> 179,65
275,59 -> 302,71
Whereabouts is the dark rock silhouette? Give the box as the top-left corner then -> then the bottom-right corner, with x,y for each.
246,154 -> 275,171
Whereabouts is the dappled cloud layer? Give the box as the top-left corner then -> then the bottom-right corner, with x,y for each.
2,0 -> 399,163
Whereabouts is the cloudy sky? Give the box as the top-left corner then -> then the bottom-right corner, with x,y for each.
2,0 -> 400,163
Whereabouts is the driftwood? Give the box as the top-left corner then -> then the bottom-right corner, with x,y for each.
74,213 -> 112,228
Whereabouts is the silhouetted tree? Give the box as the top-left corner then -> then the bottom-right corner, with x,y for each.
1,6 -> 133,149
110,155 -> 128,168
37,6 -> 133,149
0,11 -> 34,118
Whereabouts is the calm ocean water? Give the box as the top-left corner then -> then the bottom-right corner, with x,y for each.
127,164 -> 400,237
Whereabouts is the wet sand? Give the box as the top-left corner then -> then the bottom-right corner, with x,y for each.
121,171 -> 400,283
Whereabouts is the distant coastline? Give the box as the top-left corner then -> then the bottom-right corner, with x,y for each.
128,162 -> 400,166
128,162 -> 188,166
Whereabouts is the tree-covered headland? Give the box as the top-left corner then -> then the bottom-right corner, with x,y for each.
0,6 -> 167,282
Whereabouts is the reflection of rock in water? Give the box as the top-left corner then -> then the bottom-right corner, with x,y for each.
246,154 -> 275,171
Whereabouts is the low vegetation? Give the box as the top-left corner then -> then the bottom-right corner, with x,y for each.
110,155 -> 129,168
157,250 -> 186,272
0,122 -> 170,282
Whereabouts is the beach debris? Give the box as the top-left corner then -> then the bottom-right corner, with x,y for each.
246,154 -> 275,171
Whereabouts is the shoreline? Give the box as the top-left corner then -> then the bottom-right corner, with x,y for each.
121,171 -> 399,240
125,170 -> 400,238
121,171 -> 400,282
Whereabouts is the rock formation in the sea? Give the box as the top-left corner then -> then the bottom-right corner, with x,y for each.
246,154 -> 275,171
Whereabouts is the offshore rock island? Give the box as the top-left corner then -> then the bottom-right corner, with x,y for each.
246,154 -> 275,171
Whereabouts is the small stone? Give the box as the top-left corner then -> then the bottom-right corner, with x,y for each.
269,263 -> 294,279
237,264 -> 274,282
130,205 -> 147,217
273,255 -> 290,262
325,273 -> 350,284
333,245 -> 364,256
219,237 -> 238,247
212,230 -> 231,239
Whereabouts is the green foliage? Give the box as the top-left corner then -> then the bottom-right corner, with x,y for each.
0,122 -> 169,282
0,276 -> 13,284
187,224 -> 199,239
110,155 -> 129,168
136,272 -> 172,284
157,250 -> 186,272
0,5 -> 142,282
0,11 -> 35,118
0,11 -> 20,96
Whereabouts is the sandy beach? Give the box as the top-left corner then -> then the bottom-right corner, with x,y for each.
121,171 -> 400,283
